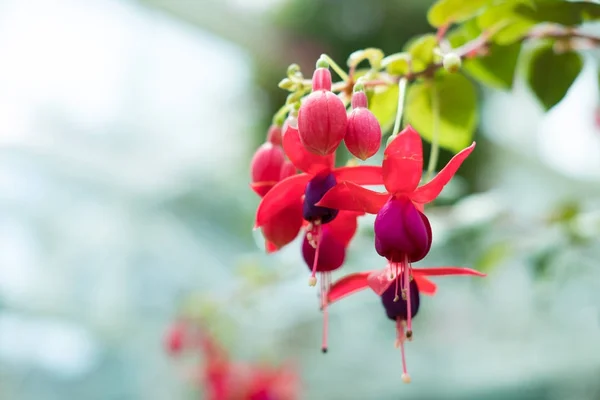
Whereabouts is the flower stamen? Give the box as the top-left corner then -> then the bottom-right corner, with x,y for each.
396,317 -> 411,384
308,222 -> 323,286
404,256 -> 413,340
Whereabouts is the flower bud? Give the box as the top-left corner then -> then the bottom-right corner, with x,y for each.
250,142 -> 285,183
279,161 -> 296,180
312,67 -> 332,91
298,90 -> 347,156
266,124 -> 282,146
344,92 -> 381,160
442,52 -> 462,73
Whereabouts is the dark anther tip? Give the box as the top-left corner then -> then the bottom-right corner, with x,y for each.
406,330 -> 413,339
321,347 -> 328,354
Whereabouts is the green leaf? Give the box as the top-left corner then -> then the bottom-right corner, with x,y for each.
427,0 -> 493,28
405,34 -> 438,73
405,74 -> 478,153
382,52 -> 411,76
476,2 -> 532,44
475,242 -> 512,273
463,41 -> 522,89
368,84 -> 399,131
514,1 -> 600,25
526,44 -> 583,110
447,19 -> 482,48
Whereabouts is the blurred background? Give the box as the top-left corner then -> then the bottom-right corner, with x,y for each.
1,0 -> 600,399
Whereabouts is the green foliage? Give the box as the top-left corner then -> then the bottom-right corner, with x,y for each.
382,52 -> 411,76
464,42 -> 522,89
427,0 -> 493,28
367,84 -> 399,132
475,241 -> 513,273
526,43 -> 583,110
405,34 -> 439,73
405,73 -> 478,153
514,1 -> 600,26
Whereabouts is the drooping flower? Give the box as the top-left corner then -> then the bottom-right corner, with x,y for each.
301,210 -> 362,353
255,117 -> 383,285
326,264 -> 485,383
316,125 -> 475,330
249,129 -> 303,253
344,90 -> 382,160
297,65 -> 348,156
166,321 -> 300,400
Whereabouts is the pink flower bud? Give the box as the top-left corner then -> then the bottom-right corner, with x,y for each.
344,93 -> 381,160
250,142 -> 285,183
279,161 -> 296,180
351,91 -> 368,109
298,91 -> 347,156
312,67 -> 332,91
266,124 -> 282,146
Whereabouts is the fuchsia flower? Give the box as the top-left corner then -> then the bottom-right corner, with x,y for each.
326,264 -> 485,383
316,124 -> 476,326
301,210 -> 363,353
255,118 -> 383,285
166,321 -> 300,400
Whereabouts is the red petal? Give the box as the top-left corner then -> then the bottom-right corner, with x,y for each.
367,267 -> 395,295
316,181 -> 389,214
327,272 -> 373,304
412,266 -> 486,277
255,174 -> 310,228
411,142 -> 476,204
282,121 -> 334,175
333,165 -> 384,185
326,210 -> 360,247
265,240 -> 278,253
383,125 -> 423,195
413,275 -> 437,296
250,182 -> 277,198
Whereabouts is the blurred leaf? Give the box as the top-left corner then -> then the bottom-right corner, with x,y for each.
405,73 -> 478,153
526,44 -> 583,110
406,34 -> 439,73
514,1 -> 600,25
475,242 -> 512,273
546,201 -> 581,224
368,84 -> 399,131
463,41 -> 522,89
382,52 -> 411,76
427,0 -> 493,28
447,19 -> 482,47
476,0 -> 537,45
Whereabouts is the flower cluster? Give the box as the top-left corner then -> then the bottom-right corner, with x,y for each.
251,58 -> 485,383
165,319 -> 300,400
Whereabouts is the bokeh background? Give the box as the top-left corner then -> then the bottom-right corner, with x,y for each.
1,0 -> 600,399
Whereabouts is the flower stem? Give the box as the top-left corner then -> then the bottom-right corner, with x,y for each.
425,80 -> 439,182
272,103 -> 292,126
390,77 -> 408,138
320,54 -> 350,82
